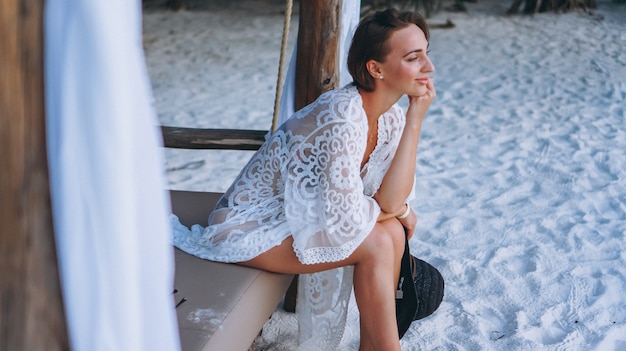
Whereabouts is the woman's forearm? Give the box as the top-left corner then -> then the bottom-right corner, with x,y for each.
374,120 -> 423,213
375,79 -> 435,213
376,203 -> 410,222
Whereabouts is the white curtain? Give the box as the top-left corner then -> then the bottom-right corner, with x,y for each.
44,1 -> 180,350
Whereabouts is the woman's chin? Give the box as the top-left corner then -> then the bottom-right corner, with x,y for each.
410,87 -> 428,97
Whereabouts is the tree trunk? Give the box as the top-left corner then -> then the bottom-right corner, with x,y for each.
0,0 -> 69,350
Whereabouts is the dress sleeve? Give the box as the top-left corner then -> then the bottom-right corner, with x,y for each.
283,101 -> 381,265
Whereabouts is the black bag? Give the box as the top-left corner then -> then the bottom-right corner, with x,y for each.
395,228 -> 445,339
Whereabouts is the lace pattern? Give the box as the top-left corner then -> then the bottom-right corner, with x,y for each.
171,84 -> 406,348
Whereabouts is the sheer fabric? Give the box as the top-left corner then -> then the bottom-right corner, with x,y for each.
46,0 -> 179,349
172,84 -> 406,349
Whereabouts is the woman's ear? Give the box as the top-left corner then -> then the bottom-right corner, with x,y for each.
366,60 -> 382,79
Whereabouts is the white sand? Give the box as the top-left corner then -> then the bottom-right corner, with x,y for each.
143,1 -> 626,349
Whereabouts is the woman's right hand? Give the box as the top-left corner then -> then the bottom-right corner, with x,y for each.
398,209 -> 417,240
407,77 -> 436,124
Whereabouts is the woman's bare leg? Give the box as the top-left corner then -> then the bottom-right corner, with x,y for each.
239,218 -> 405,351
353,219 -> 404,351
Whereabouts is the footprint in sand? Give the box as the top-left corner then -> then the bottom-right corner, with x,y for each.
517,272 -> 599,348
463,303 -> 514,341
518,304 -> 571,345
596,324 -> 626,351
448,259 -> 478,287
490,245 -> 538,280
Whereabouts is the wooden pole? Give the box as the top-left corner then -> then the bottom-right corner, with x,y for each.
284,0 -> 343,313
294,0 -> 342,110
0,0 -> 70,349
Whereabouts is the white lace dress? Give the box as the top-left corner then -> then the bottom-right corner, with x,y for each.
172,84 -> 406,349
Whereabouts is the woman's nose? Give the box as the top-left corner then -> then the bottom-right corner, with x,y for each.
423,56 -> 435,73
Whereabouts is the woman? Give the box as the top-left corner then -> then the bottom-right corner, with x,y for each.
173,8 -> 435,351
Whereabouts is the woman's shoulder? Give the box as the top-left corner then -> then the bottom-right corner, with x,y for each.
305,84 -> 364,121
286,84 -> 364,130
317,84 -> 360,103
320,84 -> 364,120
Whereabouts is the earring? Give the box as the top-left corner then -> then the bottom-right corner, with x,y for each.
379,75 -> 383,79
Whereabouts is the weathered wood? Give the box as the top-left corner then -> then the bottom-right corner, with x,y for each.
294,0 -> 342,110
0,0 -> 69,350
161,126 -> 267,150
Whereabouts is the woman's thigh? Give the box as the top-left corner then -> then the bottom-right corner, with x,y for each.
238,218 -> 404,274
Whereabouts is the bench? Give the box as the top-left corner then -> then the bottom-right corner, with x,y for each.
171,190 -> 294,351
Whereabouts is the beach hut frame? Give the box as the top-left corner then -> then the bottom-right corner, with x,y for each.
0,0 -> 341,350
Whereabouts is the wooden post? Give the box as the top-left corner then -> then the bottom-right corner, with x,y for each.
0,0 -> 70,349
294,0 -> 342,110
284,0 -> 343,313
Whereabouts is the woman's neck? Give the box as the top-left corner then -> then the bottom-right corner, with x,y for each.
358,87 -> 401,123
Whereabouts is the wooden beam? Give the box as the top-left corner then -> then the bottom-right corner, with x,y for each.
294,0 -> 342,110
0,0 -> 69,350
161,126 -> 267,150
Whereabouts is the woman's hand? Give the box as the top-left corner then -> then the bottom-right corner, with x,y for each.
398,209 -> 417,240
407,78 -> 436,124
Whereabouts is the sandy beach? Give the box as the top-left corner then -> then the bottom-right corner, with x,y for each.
143,1 -> 626,349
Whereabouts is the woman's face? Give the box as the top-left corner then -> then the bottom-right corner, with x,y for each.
378,24 -> 434,97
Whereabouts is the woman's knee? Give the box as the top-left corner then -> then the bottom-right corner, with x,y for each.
361,219 -> 405,260
384,218 -> 406,257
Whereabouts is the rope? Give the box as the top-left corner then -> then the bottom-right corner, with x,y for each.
271,0 -> 293,133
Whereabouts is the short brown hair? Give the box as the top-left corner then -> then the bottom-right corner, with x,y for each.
348,9 -> 430,92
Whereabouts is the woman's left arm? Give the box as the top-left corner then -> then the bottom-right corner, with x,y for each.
374,78 -> 436,215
